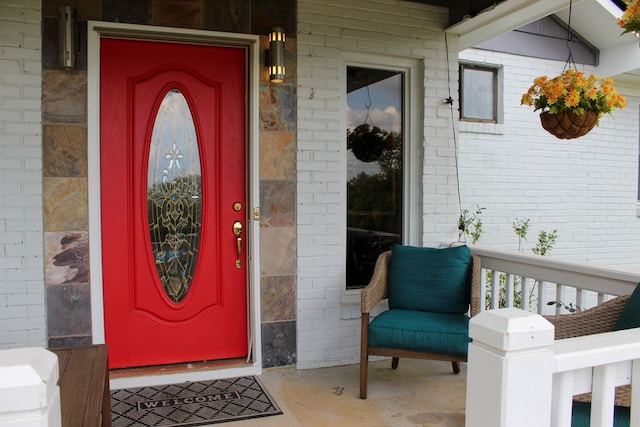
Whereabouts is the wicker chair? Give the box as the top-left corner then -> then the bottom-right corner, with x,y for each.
359,248 -> 481,399
544,295 -> 632,408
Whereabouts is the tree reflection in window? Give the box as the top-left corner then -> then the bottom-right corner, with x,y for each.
346,67 -> 403,289
147,89 -> 202,303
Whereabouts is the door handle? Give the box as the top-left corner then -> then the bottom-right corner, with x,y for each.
232,221 -> 243,268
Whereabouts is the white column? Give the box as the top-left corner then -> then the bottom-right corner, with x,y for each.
0,348 -> 61,427
465,308 -> 555,427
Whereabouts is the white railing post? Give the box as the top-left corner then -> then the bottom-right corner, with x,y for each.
466,308 -> 555,427
0,348 -> 61,427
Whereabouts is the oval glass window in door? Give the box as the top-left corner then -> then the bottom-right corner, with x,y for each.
147,89 -> 202,303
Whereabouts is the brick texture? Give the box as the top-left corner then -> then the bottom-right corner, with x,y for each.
296,0 -> 457,368
0,0 -> 45,349
458,48 -> 640,266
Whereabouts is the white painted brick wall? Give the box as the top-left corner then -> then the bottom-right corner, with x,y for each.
297,3 -> 640,370
0,0 -> 45,349
297,0 -> 458,368
458,48 -> 640,268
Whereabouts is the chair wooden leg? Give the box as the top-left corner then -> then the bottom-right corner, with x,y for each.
452,361 -> 460,374
391,357 -> 399,369
360,353 -> 369,399
360,313 -> 370,399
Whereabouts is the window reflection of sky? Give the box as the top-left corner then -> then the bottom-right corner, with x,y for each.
347,72 -> 402,180
148,89 -> 200,188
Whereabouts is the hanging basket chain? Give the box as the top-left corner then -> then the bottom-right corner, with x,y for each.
364,84 -> 374,127
563,0 -> 578,72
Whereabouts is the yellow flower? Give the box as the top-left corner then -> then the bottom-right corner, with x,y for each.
564,89 -> 580,108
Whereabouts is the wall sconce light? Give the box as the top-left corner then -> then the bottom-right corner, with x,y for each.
58,6 -> 77,70
268,27 -> 286,84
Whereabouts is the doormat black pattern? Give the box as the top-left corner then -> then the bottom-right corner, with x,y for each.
110,376 -> 282,427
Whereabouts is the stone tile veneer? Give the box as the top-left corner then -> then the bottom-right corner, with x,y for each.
261,320 -> 296,368
44,232 -> 90,286
43,178 -> 88,231
41,0 -> 297,368
42,70 -> 87,124
43,125 -> 87,177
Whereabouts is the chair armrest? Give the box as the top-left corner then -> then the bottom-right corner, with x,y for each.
469,255 -> 481,317
361,251 -> 391,314
543,295 -> 630,339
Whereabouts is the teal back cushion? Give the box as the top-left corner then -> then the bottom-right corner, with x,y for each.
613,284 -> 640,331
387,245 -> 471,314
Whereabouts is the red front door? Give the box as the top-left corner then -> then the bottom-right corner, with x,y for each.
100,38 -> 248,369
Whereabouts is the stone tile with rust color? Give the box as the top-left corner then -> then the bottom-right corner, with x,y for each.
43,70 -> 87,124
261,275 -> 295,322
260,226 -> 295,276
260,180 -> 295,227
44,177 -> 88,231
260,131 -> 295,181
44,231 -> 90,286
152,0 -> 202,29
43,124 -> 87,177
259,84 -> 295,131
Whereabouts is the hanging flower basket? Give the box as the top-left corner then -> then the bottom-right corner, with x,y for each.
347,124 -> 386,162
539,110 -> 599,140
618,0 -> 640,35
521,69 -> 626,140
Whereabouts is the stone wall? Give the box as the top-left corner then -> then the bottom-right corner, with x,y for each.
41,0 -> 297,368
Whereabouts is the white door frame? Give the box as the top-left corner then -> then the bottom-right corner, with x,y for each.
87,21 -> 262,387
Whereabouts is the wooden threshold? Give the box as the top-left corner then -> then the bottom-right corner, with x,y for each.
109,358 -> 251,380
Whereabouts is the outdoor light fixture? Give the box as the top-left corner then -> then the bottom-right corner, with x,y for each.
268,27 -> 286,84
58,6 -> 77,70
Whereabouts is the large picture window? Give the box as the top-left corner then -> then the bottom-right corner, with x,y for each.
346,66 -> 404,289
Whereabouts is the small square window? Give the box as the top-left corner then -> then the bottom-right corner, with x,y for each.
459,64 -> 499,123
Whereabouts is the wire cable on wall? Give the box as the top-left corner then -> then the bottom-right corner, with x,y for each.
444,32 -> 466,242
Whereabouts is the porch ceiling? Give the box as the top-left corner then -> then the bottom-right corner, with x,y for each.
411,0 -> 640,85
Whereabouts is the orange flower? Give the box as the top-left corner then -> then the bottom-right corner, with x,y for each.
584,88 -> 598,100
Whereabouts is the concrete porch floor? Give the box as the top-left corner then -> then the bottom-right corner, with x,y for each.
228,358 -> 467,427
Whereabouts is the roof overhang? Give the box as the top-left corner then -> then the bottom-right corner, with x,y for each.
443,0 -> 640,86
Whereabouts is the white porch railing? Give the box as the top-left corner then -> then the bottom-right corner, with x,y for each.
466,309 -> 640,427
465,247 -> 640,427
470,245 -> 640,314
552,328 -> 640,426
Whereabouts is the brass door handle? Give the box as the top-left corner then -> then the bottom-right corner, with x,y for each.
233,221 -> 243,268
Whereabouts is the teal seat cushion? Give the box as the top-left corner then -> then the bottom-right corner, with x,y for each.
571,401 -> 630,427
368,309 -> 470,356
613,284 -> 640,331
387,245 -> 471,314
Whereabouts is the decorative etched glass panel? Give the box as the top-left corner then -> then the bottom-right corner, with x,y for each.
147,89 -> 201,303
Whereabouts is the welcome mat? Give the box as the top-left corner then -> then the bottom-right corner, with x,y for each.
110,376 -> 282,427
